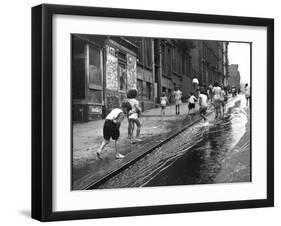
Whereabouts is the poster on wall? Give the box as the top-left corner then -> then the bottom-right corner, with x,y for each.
106,48 -> 118,90
127,54 -> 137,90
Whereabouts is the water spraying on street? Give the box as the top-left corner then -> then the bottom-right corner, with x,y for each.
97,95 -> 250,189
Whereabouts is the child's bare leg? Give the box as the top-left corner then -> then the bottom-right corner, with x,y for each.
201,113 -> 207,121
135,119 -> 141,139
97,139 -> 109,158
128,120 -> 134,139
215,108 -> 218,119
114,140 -> 124,159
131,121 -> 135,138
127,120 -> 131,138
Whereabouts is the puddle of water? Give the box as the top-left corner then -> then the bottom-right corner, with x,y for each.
98,95 -> 250,189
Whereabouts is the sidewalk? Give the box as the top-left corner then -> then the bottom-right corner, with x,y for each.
72,99 -> 233,190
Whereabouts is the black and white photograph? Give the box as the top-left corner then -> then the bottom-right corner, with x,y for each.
0,0 -> 278,224
71,34 -> 252,190
29,2 -> 274,222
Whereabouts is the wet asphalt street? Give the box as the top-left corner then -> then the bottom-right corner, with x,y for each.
97,95 -> 251,189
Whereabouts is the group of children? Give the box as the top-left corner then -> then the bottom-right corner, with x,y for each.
187,90 -> 209,121
160,88 -> 209,122
160,87 -> 182,116
96,82 -> 229,160
187,82 -> 228,120
96,89 -> 142,160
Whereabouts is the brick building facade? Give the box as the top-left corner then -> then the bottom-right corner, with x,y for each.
190,40 -> 227,90
228,64 -> 241,88
72,34 -> 229,122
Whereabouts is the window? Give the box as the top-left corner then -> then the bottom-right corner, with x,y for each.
88,44 -> 103,104
167,47 -> 172,76
137,79 -> 143,98
118,51 -> 126,62
162,46 -> 166,74
162,45 -> 171,76
182,54 -> 186,74
146,82 -> 152,100
172,47 -> 176,70
137,39 -> 144,64
72,38 -> 86,99
89,45 -> 102,87
144,39 -> 152,68
137,38 -> 152,68
172,47 -> 184,74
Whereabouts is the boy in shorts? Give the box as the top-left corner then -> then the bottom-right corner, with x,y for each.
96,102 -> 131,159
187,92 -> 197,114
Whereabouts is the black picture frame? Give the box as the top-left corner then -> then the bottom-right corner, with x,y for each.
32,4 -> 274,222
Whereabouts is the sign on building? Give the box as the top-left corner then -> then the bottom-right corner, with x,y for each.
106,47 -> 118,90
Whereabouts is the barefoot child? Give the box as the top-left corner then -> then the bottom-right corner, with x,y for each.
96,102 -> 131,159
160,92 -> 169,116
127,89 -> 142,143
187,92 -> 197,114
173,87 -> 182,115
212,82 -> 223,119
199,90 -> 208,122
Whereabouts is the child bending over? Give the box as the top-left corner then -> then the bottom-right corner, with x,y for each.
96,102 -> 131,159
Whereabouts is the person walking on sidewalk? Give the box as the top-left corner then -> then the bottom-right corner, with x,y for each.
187,92 -> 197,115
127,89 -> 142,143
173,87 -> 182,115
96,102 -> 132,159
160,92 -> 169,116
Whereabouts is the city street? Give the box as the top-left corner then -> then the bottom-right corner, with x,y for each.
72,94 -> 250,189
73,100 -> 206,189
97,94 -> 250,189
